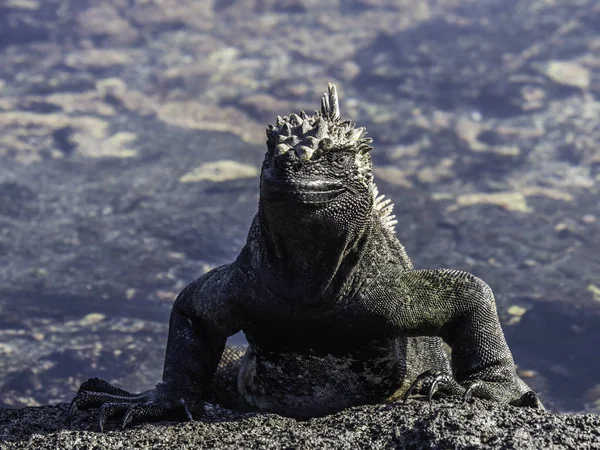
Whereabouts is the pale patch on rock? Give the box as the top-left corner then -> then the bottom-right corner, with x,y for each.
4,0 -> 39,9
455,118 -> 521,156
158,101 -> 263,144
540,60 -> 591,90
80,313 -> 105,326
202,263 -> 216,274
506,305 -> 528,325
77,131 -> 138,159
389,136 -> 431,159
180,160 -> 259,183
45,91 -> 117,116
0,343 -> 15,355
518,370 -> 538,379
587,284 -> 600,302
582,214 -> 597,224
507,305 -> 527,316
94,79 -> 265,143
520,85 -> 546,111
520,187 -> 573,202
64,49 -> 133,70
417,158 -> 454,184
373,166 -> 413,188
0,91 -> 116,117
449,192 -> 531,213
156,291 -> 178,302
0,111 -> 137,161
95,78 -> 156,116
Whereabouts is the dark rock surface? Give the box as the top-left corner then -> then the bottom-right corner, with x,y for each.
1,0 -> 600,447
2,398 -> 600,450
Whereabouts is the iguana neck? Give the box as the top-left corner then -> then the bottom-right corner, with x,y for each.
257,206 -> 373,303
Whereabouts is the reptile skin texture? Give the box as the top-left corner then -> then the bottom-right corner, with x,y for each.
68,84 -> 543,431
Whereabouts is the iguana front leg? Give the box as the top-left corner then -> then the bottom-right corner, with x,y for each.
68,265 -> 243,430
375,268 -> 543,408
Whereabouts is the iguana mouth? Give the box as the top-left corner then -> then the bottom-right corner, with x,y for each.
262,179 -> 346,204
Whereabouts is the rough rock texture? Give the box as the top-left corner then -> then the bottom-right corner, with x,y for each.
1,0 -> 600,447
2,399 -> 600,450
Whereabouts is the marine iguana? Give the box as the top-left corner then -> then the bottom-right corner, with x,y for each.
68,84 -> 543,431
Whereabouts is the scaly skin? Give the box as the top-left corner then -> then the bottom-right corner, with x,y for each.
69,84 -> 543,431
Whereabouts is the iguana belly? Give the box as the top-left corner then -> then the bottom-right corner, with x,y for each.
236,344 -> 404,419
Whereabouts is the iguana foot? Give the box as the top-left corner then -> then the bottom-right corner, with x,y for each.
68,377 -> 197,431
403,369 -> 465,404
402,370 -> 544,410
510,390 -> 544,409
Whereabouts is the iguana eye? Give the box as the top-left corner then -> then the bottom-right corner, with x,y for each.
333,153 -> 353,168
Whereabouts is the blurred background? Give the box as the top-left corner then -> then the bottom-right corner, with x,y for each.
0,0 -> 599,414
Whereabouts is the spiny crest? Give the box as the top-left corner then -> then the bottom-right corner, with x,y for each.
372,185 -> 397,232
320,82 -> 340,121
266,83 -> 373,160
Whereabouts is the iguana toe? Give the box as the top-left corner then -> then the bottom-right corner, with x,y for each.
462,380 -> 481,402
511,390 -> 545,410
403,369 -> 459,404
68,377 -> 196,431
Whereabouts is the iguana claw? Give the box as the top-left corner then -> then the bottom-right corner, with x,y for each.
462,381 -> 481,402
403,370 -> 459,404
67,377 -> 199,431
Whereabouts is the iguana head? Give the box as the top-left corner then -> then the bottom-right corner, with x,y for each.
260,84 -> 375,237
